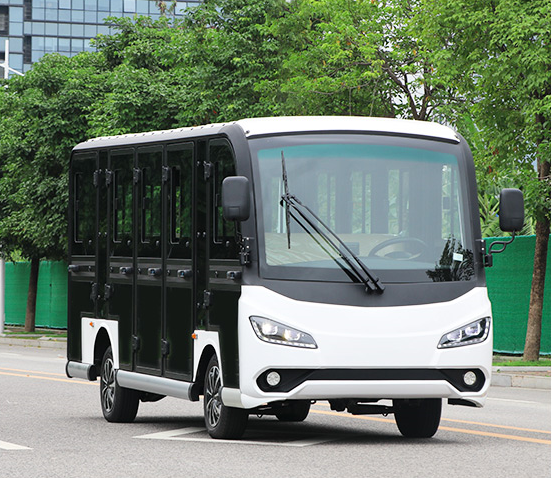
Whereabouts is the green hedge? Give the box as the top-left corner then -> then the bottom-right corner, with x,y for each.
4,236 -> 551,354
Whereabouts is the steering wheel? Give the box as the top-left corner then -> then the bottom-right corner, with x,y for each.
368,237 -> 429,260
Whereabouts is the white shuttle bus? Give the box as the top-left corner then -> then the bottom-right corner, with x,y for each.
66,116 -> 523,439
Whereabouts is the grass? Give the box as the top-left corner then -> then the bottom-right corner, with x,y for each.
493,356 -> 551,367
2,326 -> 67,338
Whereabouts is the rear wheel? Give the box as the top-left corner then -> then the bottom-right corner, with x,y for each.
204,355 -> 248,439
100,346 -> 139,423
393,398 -> 441,438
275,401 -> 311,422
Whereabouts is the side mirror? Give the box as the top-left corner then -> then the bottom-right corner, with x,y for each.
222,176 -> 250,222
499,188 -> 524,232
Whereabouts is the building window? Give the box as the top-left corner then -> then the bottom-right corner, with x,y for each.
71,38 -> 84,52
32,7 -> 45,20
32,22 -> 45,35
71,23 -> 84,36
0,7 -> 9,36
45,37 -> 57,52
23,35 -> 31,63
72,10 -> 84,22
10,6 -> 24,23
8,37 -> 23,52
58,37 -> 70,51
111,0 -> 123,13
45,8 -> 58,21
97,0 -> 109,11
124,0 -> 136,12
23,0 -> 32,20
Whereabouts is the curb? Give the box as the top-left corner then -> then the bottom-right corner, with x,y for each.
0,337 -> 550,390
0,336 -> 67,350
491,367 -> 551,390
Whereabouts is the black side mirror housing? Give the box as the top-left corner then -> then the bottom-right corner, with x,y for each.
222,176 -> 250,222
499,188 -> 524,232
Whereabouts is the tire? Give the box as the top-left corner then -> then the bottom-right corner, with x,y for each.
100,346 -> 139,423
275,401 -> 311,422
204,355 -> 248,439
393,398 -> 441,438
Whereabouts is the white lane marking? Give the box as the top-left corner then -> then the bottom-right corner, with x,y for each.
0,440 -> 32,450
134,427 -> 337,447
134,427 -> 205,440
488,398 -> 539,404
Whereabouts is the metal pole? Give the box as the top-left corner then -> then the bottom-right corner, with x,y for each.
3,39 -> 9,79
1,39 -> 24,78
0,258 -> 5,335
0,40 -> 6,331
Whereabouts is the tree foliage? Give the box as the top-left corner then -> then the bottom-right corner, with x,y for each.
0,53 -> 108,261
418,0 -> 550,222
0,0 -> 549,344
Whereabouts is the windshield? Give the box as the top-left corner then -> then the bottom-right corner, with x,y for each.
250,134 -> 474,284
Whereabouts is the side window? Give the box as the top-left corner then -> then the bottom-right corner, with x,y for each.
167,144 -> 193,253
110,150 -> 134,257
351,172 -> 371,234
72,153 -> 96,254
442,164 -> 461,240
137,148 -> 162,247
315,172 -> 337,231
388,169 -> 410,235
113,169 -> 133,243
209,139 -> 239,259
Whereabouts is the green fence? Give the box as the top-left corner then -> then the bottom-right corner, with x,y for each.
4,236 -> 551,354
485,235 -> 551,355
5,261 -> 68,329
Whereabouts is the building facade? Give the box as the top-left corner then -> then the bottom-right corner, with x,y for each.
0,0 -> 197,75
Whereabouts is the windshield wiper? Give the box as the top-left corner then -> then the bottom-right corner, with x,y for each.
281,151 -> 292,249
279,152 -> 385,294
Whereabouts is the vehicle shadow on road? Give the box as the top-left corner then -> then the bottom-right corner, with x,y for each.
122,414 -> 458,446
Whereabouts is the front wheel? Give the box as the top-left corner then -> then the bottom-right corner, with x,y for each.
100,346 -> 139,423
204,355 -> 248,439
393,398 -> 441,438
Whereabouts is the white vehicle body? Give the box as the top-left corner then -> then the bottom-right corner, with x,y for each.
66,116 -> 517,439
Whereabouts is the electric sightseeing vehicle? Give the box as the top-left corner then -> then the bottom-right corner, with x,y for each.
66,117 -> 523,439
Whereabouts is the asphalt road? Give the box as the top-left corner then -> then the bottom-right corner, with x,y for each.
1,344 -> 550,478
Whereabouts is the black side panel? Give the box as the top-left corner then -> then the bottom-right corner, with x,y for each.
97,150 -> 108,320
164,143 -> 195,380
107,150 -> 134,370
195,141 -> 208,331
135,147 -> 163,375
205,139 -> 241,389
68,152 -> 98,361
67,266 -> 95,361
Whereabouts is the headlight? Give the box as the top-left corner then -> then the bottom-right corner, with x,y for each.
438,317 -> 491,349
249,316 -> 317,349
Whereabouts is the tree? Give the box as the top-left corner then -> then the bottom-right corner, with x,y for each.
0,0 -> 548,342
173,0 -> 287,124
419,0 -> 551,359
0,53 -> 109,331
88,16 -> 186,136
261,0 -> 462,120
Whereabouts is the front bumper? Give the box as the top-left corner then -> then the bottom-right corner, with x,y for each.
233,285 -> 493,409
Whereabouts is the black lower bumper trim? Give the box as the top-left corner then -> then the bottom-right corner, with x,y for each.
257,368 -> 485,393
